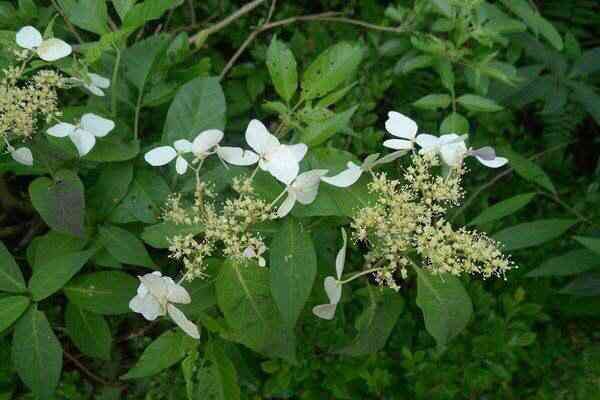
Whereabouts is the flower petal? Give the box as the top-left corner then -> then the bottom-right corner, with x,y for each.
145,146 -> 177,166
47,122 -> 76,138
285,143 -> 308,162
36,38 -> 72,61
383,138 -> 413,150
312,303 -> 337,320
192,129 -> 223,155
217,146 -> 259,166
16,26 -> 42,49
80,113 -> 115,137
129,294 -> 165,321
174,139 -> 193,153
245,119 -> 279,155
439,141 -> 467,167
89,73 -> 110,89
335,228 -> 347,279
324,276 -> 342,304
293,169 -> 328,204
139,273 -> 169,300
276,192 -> 296,218
175,156 -> 188,175
84,83 -> 105,96
69,128 -> 96,156
167,304 -> 200,339
164,278 -> 191,304
385,111 -> 418,140
476,156 -> 508,168
321,165 -> 362,187
415,134 -> 440,152
10,147 -> 33,166
264,146 -> 299,185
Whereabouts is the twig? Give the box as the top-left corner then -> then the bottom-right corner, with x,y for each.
50,0 -> 84,44
451,142 -> 572,221
63,350 -> 123,388
187,0 -> 197,26
188,0 -> 268,44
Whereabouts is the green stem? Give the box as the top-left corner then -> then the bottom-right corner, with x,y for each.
111,48 -> 121,118
133,91 -> 143,140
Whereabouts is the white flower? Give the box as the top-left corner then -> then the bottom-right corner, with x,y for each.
383,111 -> 420,150
129,272 -> 200,339
5,143 -> 33,166
468,146 -> 508,168
144,139 -> 192,175
242,244 -> 267,267
417,133 -> 507,169
244,119 -> 307,185
321,152 -> 406,188
313,229 -> 347,320
276,169 -> 328,218
47,113 -> 115,157
76,73 -> 110,96
16,26 -> 72,62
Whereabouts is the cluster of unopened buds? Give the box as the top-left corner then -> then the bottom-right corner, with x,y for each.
4,26 -> 114,165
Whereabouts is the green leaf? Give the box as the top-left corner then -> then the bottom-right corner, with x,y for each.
492,219 -> 577,251
163,77 -> 226,143
574,236 -> 600,256
0,296 -> 30,333
413,94 -> 452,110
216,260 -> 296,362
457,94 -> 504,112
0,241 -> 26,293
59,0 -> 108,34
64,271 -> 138,315
299,106 -> 357,147
12,307 -> 62,400
500,0 -> 562,50
394,54 -> 434,75
122,331 -> 194,379
302,42 -> 363,100
526,250 -> 600,277
266,36 -> 297,103
29,170 -> 85,238
571,48 -> 600,77
111,169 -> 170,224
28,231 -> 86,272
99,225 -> 154,268
65,303 -> 112,360
503,150 -> 556,193
569,81 -> 600,126
85,136 -> 140,162
87,162 -> 134,219
123,0 -> 177,29
112,0 -> 135,20
206,341 -> 241,400
269,217 -> 317,329
122,34 -> 170,92
415,269 -> 472,349
468,193 -> 536,226
29,250 -> 95,301
439,112 -> 470,135
142,222 -> 203,249
560,273 -> 600,297
294,148 -> 374,217
338,289 -> 404,356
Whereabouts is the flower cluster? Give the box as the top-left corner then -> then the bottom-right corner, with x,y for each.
2,26 -> 112,165
165,177 -> 273,280
351,153 -> 512,290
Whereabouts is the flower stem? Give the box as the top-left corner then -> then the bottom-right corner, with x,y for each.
111,47 -> 121,118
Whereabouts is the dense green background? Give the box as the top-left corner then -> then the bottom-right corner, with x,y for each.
1,0 -> 599,399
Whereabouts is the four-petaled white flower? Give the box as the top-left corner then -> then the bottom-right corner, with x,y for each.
5,142 -> 33,166
321,152 -> 406,188
383,111 -> 421,150
129,272 -> 200,339
418,133 -> 507,168
276,169 -> 328,218
313,228 -> 347,320
144,139 -> 194,175
242,244 -> 267,267
76,73 -> 111,96
47,113 -> 115,157
467,146 -> 508,168
16,26 -> 72,62
244,119 -> 307,185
